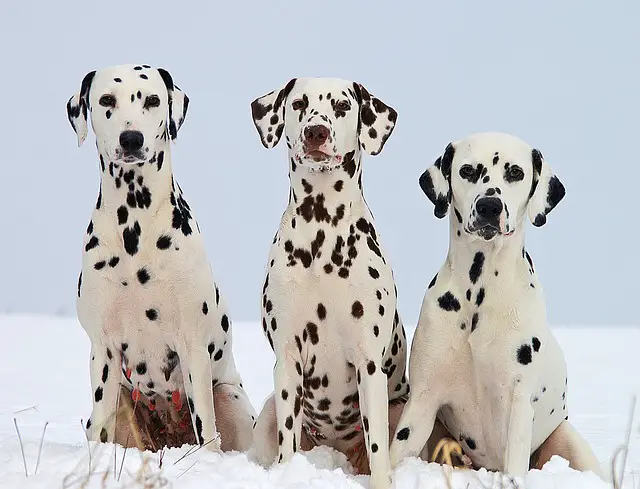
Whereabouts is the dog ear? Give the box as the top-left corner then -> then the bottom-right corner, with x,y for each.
250,78 -> 297,149
527,149 -> 566,227
66,70 -> 96,147
419,143 -> 455,218
157,68 -> 190,142
352,82 -> 398,156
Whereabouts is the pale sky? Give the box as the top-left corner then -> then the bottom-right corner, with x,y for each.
1,0 -> 638,326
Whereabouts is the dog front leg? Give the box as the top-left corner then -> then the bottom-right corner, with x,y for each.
389,386 -> 439,468
86,342 -> 120,442
504,383 -> 534,478
273,340 -> 303,464
180,345 -> 220,450
356,359 -> 392,489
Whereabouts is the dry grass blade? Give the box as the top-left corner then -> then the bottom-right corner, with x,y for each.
14,405 -> 39,414
13,418 -> 28,478
113,381 -> 122,479
612,395 -> 637,489
173,444 -> 199,465
176,460 -> 198,479
34,421 -> 49,475
173,436 -> 219,466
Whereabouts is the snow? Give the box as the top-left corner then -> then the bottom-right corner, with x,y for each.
1,314 -> 638,488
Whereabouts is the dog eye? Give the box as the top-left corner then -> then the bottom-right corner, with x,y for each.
459,165 -> 475,178
99,95 -> 116,108
507,166 -> 524,181
336,100 -> 351,111
292,99 -> 306,110
144,95 -> 161,109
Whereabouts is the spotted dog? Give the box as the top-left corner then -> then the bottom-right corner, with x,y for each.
389,132 -> 602,479
67,64 -> 255,452
249,78 -> 408,489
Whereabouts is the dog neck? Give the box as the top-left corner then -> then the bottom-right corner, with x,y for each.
95,141 -> 174,216
445,212 -> 532,285
286,149 -> 364,214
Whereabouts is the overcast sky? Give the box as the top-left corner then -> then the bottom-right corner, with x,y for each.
1,0 -> 637,326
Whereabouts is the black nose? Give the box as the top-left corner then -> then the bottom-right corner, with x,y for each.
119,130 -> 144,152
304,125 -> 329,145
476,197 -> 503,221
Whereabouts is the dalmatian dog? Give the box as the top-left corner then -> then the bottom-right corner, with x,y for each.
389,132 -> 603,480
67,64 -> 255,452
249,78 -> 409,489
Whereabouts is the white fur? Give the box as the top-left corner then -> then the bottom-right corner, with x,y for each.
250,78 -> 404,489
389,132 -> 602,480
68,64 -> 255,450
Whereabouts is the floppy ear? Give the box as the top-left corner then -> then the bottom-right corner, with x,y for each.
352,82 -> 398,156
66,70 -> 96,147
419,143 -> 455,218
528,149 -> 566,226
157,68 -> 190,141
250,78 -> 297,149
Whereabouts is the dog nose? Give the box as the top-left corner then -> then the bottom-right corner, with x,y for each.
119,130 -> 144,152
304,125 -> 329,145
476,197 -> 503,220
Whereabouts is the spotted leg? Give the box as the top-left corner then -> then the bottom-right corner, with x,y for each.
86,341 -> 121,442
180,345 -> 220,450
389,386 -> 440,468
355,357 -> 392,489
504,383 -> 534,478
273,339 -> 303,464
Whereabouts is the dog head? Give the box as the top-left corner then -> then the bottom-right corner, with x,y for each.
419,132 -> 565,240
250,78 -> 397,173
67,64 -> 189,164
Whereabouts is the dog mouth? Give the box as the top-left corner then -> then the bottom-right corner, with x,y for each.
305,150 -> 332,162
295,151 -> 343,172
116,151 -> 146,164
466,223 -> 512,240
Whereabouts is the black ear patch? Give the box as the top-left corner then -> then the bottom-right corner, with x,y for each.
440,143 -> 455,180
419,143 -> 455,219
528,149 -> 566,227
66,70 -> 95,132
251,78 -> 297,149
352,82 -> 398,156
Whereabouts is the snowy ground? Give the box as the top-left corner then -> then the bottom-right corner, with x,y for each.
1,314 -> 638,488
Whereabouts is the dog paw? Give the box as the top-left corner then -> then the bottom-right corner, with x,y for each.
205,434 -> 222,452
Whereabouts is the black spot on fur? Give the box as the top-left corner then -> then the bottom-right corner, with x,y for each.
101,364 -> 109,383
476,288 -> 485,306
469,252 -> 485,284
367,361 -> 376,375
156,235 -> 171,250
221,314 -> 229,332
137,268 -> 150,284
517,344 -> 533,365
532,337 -> 541,352
94,387 -> 103,402
351,301 -> 364,318
438,292 -> 461,312
85,236 -> 99,252
316,303 -> 327,321
471,313 -> 479,332
285,416 -> 293,430
195,415 -> 204,445
397,427 -> 410,440
202,302 -> 208,315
